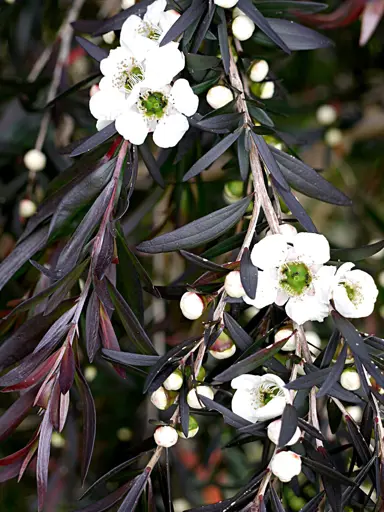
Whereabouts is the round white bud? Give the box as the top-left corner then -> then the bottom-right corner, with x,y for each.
324,128 -> 343,147
206,85 -> 234,110
346,405 -> 363,423
154,426 -> 178,447
260,81 -> 275,99
275,326 -> 296,352
267,419 -> 301,446
150,386 -> 176,410
270,451 -> 302,482
102,31 -> 116,44
5,0 -> 16,4
232,15 -> 255,41
187,385 -> 214,409
121,0 -> 136,8
19,199 -> 37,218
316,104 -> 337,126
23,149 -> 46,172
51,432 -> 65,448
163,369 -> 183,391
214,0 -> 238,8
84,366 -> 98,382
209,333 -> 237,359
266,223 -> 297,243
180,292 -> 205,320
306,331 -> 322,357
250,60 -> 269,83
340,369 -> 361,391
224,271 -> 245,298
177,415 -> 199,439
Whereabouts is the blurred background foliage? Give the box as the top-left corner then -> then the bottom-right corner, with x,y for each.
0,0 -> 383,510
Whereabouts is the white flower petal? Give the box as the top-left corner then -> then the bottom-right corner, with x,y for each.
100,47 -> 133,77
159,9 -> 180,35
145,44 -> 185,88
170,78 -> 199,117
89,89 -> 126,120
96,119 -> 113,131
334,261 -> 355,281
253,396 -> 286,421
292,233 -> 330,265
231,374 -> 261,390
120,15 -> 158,61
250,234 -> 289,270
275,289 -> 289,306
153,113 -> 189,148
313,265 -> 337,303
285,295 -> 330,325
120,15 -> 141,48
115,110 -> 149,145
261,374 -> 290,402
231,389 -> 260,422
333,268 -> 378,318
144,0 -> 167,24
243,269 -> 278,309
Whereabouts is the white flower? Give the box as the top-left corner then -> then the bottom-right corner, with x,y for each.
180,291 -> 205,320
214,0 -> 238,8
340,369 -> 361,391
243,232 -> 334,325
163,369 -> 183,391
232,15 -> 255,41
270,451 -> 302,482
23,149 -> 46,172
250,60 -> 269,83
206,85 -> 234,110
224,271 -> 245,298
275,326 -> 296,352
154,425 -> 178,447
316,104 -> 337,125
120,0 -> 180,61
267,419 -> 301,446
187,385 -> 214,409
231,374 -> 290,423
260,81 -> 275,99
115,78 -> 198,147
331,262 -> 378,318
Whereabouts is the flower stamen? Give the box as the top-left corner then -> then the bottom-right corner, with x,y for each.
138,21 -> 162,40
139,91 -> 168,119
279,261 -> 312,296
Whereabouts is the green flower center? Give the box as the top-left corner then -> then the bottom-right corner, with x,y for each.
140,92 -> 168,119
123,66 -> 144,92
261,388 -> 279,405
279,261 -> 312,296
342,281 -> 362,305
138,21 -> 161,40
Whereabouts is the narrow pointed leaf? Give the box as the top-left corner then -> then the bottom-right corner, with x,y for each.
240,248 -> 258,299
195,113 -> 243,134
59,344 -> 75,394
251,132 -> 290,191
223,312 -> 253,351
92,0 -> 156,35
139,143 -> 165,188
66,123 -> 117,158
278,404 -> 298,447
76,367 -> 96,484
179,378 -> 190,438
299,491 -> 325,512
316,343 -> 347,398
217,7 -> 230,74
45,72 -> 100,108
0,387 -> 37,441
180,250 -> 227,272
161,0 -> 206,46
285,367 -> 331,390
197,395 -> 251,428
137,196 -> 251,253
297,418 -> 326,441
270,486 -> 286,512
75,36 -> 108,62
301,457 -> 356,487
37,408 -> 53,511
191,1 -> 216,52
75,482 -> 133,512
331,240 -> 384,262
118,468 -> 151,512
102,349 -> 159,367
265,18 -> 333,50
332,312 -> 370,362
86,291 -> 101,363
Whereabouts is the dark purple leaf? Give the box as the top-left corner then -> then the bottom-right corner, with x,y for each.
191,1 -> 215,52
194,113 -> 243,134
93,0 -> 156,35
217,7 -> 230,74
270,485 -> 286,511
265,18 -> 333,50
76,367 -> 96,484
240,248 -> 258,300
341,456 -> 376,507
0,459 -> 23,483
139,142 -> 165,188
0,387 -> 37,441
223,312 -> 253,351
332,312 -> 370,362
0,225 -> 49,292
160,0 -> 206,47
2,352 -> 59,392
345,417 -> 375,485
75,36 -> 108,62
59,344 -> 75,394
117,468 -> 151,512
99,305 -> 126,379
45,72 -> 101,108
102,348 -> 159,367
86,291 -> 101,363
180,250 -> 227,272
75,482 -> 132,512
93,223 -> 114,280
299,490 -> 325,512
250,132 -> 290,191
278,404 -> 298,447
237,128 -> 250,181
65,122 -> 117,158
179,378 -> 190,438
237,0 -> 291,52
297,418 -> 326,441
331,240 -> 384,262
301,457 -> 356,487
37,408 -> 53,511
183,128 -> 243,181
197,395 -> 251,429
320,329 -> 340,368
285,367 -> 331,390
317,343 -> 347,398
137,196 -> 252,253
269,146 -> 351,206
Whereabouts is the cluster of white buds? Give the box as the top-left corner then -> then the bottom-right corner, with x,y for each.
224,270 -> 245,298
154,425 -> 178,447
206,85 -> 234,110
209,332 -> 236,360
23,149 -> 46,172
179,291 -> 205,320
187,385 -> 214,409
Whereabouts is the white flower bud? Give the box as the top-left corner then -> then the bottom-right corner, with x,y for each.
206,85 -> 234,110
154,426 -> 178,447
102,31 -> 116,44
316,104 -> 337,125
267,419 -> 301,446
346,405 -> 363,423
232,15 -> 255,41
250,60 -> 269,83
260,81 -> 275,99
19,199 -> 37,218
270,451 -> 302,482
267,223 -> 297,243
90,84 -> 100,97
209,332 -> 237,359
51,432 -> 65,448
121,0 -> 136,8
214,0 -> 238,8
84,366 -> 98,382
306,331 -> 322,357
340,369 -> 361,391
23,149 -> 46,172
5,0 -> 16,4
275,326 -> 296,352
180,292 -> 205,320
163,368 -> 183,391
224,271 -> 245,298
150,386 -> 177,410
177,415 -> 199,439
325,128 -> 343,147
223,180 -> 243,204
187,385 -> 214,409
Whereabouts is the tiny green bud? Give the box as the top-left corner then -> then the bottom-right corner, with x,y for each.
177,415 -> 199,439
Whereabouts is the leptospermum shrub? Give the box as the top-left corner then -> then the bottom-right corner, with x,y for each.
1,1 -> 384,511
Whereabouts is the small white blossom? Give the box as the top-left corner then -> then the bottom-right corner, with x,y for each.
24,149 -> 46,172
19,199 -> 37,218
316,104 -> 337,125
214,0 -> 238,7
250,60 -> 269,83
224,271 -> 245,298
231,374 -> 290,423
120,0 -> 180,61
180,292 -> 205,320
163,369 -> 183,391
340,368 -> 361,391
187,385 -> 214,409
331,262 -> 378,318
232,15 -> 255,41
267,419 -> 301,446
243,232 -> 334,325
275,326 -> 296,352
270,451 -> 302,482
206,85 -> 234,110
154,425 -> 178,447
260,81 -> 275,99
